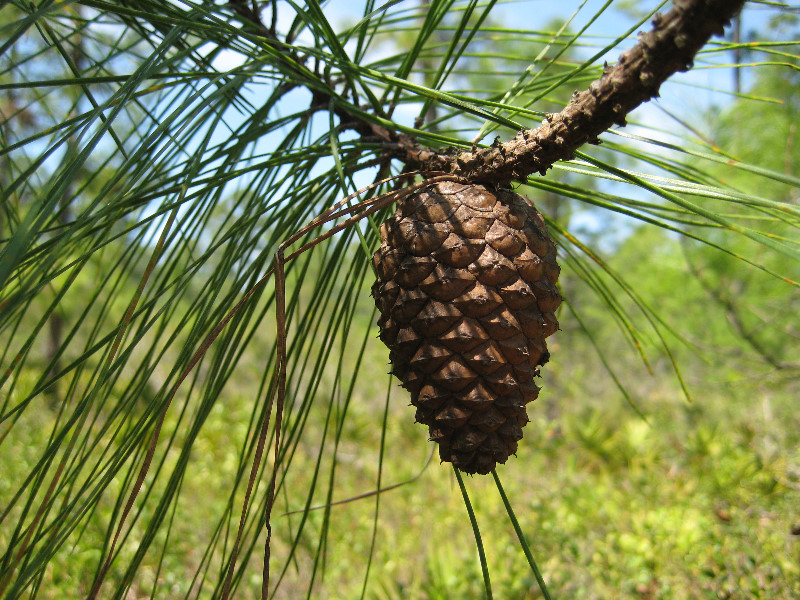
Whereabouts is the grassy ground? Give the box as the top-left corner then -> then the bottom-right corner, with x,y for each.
280,369 -> 800,600
3,337 -> 798,599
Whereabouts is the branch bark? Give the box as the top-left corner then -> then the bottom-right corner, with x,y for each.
399,0 -> 746,186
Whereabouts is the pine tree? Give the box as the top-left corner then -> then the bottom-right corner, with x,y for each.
1,1 -> 798,597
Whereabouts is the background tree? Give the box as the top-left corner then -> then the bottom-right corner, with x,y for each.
1,0 -> 798,598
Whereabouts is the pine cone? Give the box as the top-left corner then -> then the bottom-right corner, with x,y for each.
371,180 -> 561,474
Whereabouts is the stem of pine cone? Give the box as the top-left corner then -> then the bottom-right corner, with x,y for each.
403,0 -> 746,186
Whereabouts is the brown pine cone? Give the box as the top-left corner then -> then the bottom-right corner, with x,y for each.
372,180 -> 561,474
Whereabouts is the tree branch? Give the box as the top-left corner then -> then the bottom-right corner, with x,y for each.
226,0 -> 745,187
401,0 -> 746,186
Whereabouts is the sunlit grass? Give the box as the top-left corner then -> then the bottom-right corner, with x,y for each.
3,325 -> 798,598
